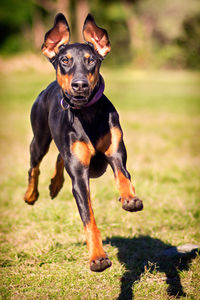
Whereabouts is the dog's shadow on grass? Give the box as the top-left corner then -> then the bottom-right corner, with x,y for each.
104,236 -> 198,300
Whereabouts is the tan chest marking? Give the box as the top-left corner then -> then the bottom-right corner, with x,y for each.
72,141 -> 95,166
96,127 -> 122,156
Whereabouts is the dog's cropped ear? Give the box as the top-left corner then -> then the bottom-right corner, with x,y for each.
42,13 -> 70,59
83,14 -> 111,58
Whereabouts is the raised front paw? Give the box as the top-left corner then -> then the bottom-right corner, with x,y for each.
90,256 -> 112,272
120,196 -> 143,212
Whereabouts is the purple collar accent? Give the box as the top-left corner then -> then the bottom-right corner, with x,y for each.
60,75 -> 104,110
84,75 -> 104,108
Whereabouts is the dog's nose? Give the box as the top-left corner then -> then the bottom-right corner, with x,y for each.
71,79 -> 89,92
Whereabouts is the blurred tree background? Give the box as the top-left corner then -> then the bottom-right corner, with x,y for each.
0,0 -> 200,69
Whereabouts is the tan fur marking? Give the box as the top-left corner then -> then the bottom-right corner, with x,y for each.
24,165 -> 40,204
66,52 -> 72,59
72,141 -> 95,166
96,127 -> 122,156
57,66 -> 73,93
51,155 -> 64,179
49,154 -> 65,198
87,67 -> 98,91
85,53 -> 90,59
84,193 -> 106,262
115,170 -> 136,200
84,222 -> 107,262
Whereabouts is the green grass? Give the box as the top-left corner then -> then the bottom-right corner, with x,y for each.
0,66 -> 200,299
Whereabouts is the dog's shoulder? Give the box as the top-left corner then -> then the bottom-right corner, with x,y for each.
34,81 -> 61,106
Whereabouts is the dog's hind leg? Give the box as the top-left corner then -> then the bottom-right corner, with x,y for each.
24,99 -> 52,205
49,153 -> 65,199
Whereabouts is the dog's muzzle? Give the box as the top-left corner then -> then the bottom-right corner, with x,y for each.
61,75 -> 105,110
71,79 -> 89,94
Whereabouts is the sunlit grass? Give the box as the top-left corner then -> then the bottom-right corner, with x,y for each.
0,68 -> 200,299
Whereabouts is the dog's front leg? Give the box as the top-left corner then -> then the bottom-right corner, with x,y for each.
64,144 -> 112,272
106,136 -> 143,212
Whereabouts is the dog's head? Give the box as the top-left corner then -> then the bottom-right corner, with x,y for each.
42,13 -> 111,107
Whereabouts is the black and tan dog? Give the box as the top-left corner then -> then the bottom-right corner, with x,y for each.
24,13 -> 143,272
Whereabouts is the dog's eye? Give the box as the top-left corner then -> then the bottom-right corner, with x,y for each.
89,58 -> 95,65
62,58 -> 69,65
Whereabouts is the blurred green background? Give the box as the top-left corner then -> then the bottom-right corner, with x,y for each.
0,0 -> 200,69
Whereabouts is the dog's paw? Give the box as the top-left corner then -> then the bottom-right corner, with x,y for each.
49,176 -> 64,199
120,196 -> 143,212
24,190 -> 39,205
90,257 -> 112,272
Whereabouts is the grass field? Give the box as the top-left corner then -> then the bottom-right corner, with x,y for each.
0,65 -> 200,299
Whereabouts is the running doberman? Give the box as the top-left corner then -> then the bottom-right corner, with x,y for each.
24,13 -> 143,272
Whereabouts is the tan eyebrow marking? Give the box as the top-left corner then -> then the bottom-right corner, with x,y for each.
66,53 -> 72,59
85,53 -> 90,59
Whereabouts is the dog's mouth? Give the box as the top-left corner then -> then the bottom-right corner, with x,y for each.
71,95 -> 88,102
70,95 -> 89,106
63,90 -> 90,107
